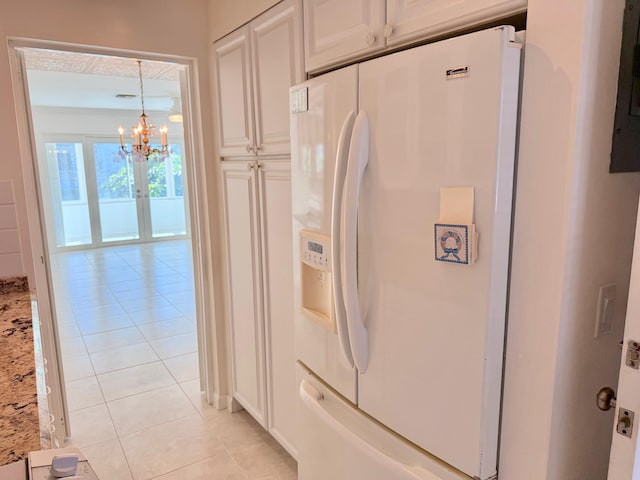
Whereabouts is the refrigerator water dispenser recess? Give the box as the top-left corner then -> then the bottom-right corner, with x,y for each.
300,230 -> 336,333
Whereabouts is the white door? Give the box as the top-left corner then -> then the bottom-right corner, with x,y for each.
221,160 -> 268,427
608,198 -> 640,478
386,0 -> 527,47
259,159 -> 297,457
303,0 -> 386,73
290,65 -> 359,403
214,27 -> 255,157
250,0 -> 303,156
355,27 -> 521,479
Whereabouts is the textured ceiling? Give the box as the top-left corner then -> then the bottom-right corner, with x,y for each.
23,48 -> 180,81
21,48 -> 182,111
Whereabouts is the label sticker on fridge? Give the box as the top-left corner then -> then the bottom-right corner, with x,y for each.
291,87 -> 308,114
446,66 -> 470,80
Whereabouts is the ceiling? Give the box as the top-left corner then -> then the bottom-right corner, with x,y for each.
22,48 -> 182,112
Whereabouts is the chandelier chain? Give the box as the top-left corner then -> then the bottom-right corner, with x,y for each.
137,60 -> 146,115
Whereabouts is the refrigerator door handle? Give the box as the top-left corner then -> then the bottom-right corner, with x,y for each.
341,110 -> 369,373
331,111 -> 357,368
299,379 -> 444,480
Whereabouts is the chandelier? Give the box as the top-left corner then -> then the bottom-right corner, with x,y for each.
118,60 -> 169,161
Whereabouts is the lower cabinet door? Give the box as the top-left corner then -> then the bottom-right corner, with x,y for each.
222,159 -> 297,455
258,160 -> 298,458
221,160 -> 268,427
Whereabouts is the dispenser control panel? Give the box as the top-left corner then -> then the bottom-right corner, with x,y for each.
301,231 -> 330,272
299,230 -> 335,332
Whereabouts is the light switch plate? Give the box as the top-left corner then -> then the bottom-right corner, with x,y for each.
290,87 -> 308,114
594,282 -> 616,338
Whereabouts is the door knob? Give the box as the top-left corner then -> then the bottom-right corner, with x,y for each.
597,387 -> 617,411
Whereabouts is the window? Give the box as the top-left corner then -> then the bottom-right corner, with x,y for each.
147,144 -> 184,198
53,143 -> 81,201
94,143 -> 135,199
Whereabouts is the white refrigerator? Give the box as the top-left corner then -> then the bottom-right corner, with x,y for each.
290,26 -> 522,480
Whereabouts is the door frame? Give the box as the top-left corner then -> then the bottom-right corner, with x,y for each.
7,38 -> 222,444
607,196 -> 640,477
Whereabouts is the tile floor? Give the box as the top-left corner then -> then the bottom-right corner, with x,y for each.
51,240 -> 297,480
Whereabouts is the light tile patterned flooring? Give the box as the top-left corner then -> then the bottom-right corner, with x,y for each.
51,240 -> 297,480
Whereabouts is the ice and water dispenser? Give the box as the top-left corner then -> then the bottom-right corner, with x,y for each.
299,230 -> 336,333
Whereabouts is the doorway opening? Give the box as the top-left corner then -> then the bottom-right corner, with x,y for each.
25,48 -> 190,251
11,44 -> 214,456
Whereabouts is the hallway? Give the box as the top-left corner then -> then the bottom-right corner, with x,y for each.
50,240 -> 296,479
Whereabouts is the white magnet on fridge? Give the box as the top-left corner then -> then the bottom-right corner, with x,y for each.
438,186 -> 474,224
435,187 -> 477,265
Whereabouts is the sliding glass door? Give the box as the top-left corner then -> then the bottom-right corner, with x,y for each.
45,142 -> 93,248
93,142 -> 141,243
44,137 -> 188,250
146,144 -> 187,239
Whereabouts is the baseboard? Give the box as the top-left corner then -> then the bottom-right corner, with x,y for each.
211,392 -> 230,410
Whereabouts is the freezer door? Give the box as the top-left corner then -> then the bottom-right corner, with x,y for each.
356,27 -> 521,479
290,65 -> 359,402
297,364 -> 469,480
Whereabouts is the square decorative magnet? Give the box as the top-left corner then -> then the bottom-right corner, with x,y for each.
434,223 -> 470,265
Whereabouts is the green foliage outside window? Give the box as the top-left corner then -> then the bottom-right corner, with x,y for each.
102,153 -> 183,199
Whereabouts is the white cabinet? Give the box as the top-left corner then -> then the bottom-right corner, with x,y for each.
214,28 -> 254,157
303,0 -> 527,72
303,0 -> 386,73
214,0 -> 303,157
221,159 -> 297,457
386,0 -> 526,47
222,161 -> 267,426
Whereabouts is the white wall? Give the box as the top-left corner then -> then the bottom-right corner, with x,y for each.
500,0 -> 640,478
0,180 -> 24,277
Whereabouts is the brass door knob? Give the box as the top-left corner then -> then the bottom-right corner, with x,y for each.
597,387 -> 617,411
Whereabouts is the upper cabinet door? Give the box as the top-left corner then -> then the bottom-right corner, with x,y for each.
386,0 -> 527,47
214,27 -> 255,157
251,0 -> 303,156
304,0 -> 386,73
